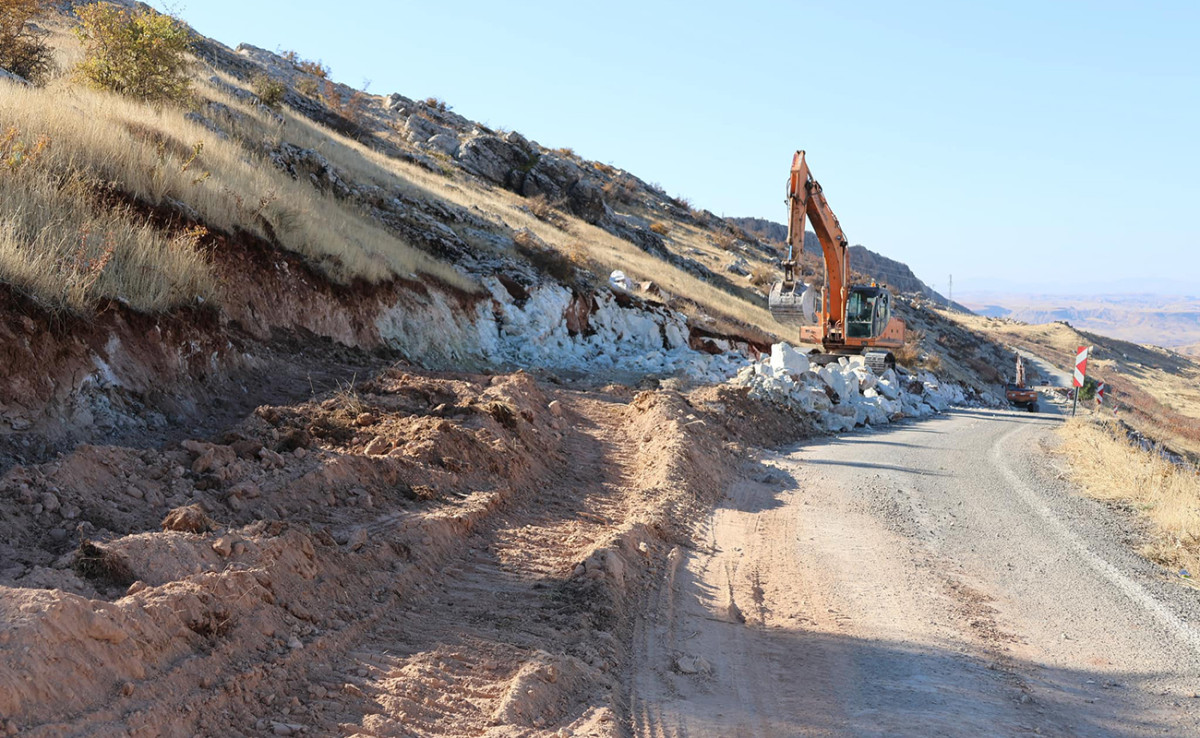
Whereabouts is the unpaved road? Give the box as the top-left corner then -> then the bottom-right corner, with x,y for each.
631,402 -> 1200,736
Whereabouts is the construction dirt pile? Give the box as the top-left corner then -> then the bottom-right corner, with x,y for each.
0,362 -> 811,737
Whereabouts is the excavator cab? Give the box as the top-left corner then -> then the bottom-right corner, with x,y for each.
844,286 -> 891,339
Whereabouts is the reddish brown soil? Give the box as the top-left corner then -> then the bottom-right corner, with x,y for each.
0,352 -> 803,736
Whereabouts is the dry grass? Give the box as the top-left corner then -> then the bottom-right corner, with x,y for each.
0,127 -> 214,312
0,74 -> 475,312
1058,418 -> 1200,581
3,12 -> 791,339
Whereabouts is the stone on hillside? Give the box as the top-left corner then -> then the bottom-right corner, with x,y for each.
426,133 -> 460,155
726,257 -> 750,276
520,154 -> 608,224
268,143 -> 353,199
404,114 -> 456,145
769,343 -> 810,377
455,133 -> 530,184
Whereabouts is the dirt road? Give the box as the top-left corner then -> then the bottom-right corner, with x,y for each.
630,403 -> 1200,737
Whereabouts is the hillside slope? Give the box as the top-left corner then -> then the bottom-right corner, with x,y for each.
728,216 -> 968,310
951,312 -> 1200,460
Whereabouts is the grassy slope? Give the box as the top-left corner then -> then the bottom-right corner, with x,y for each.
1057,418 -> 1200,585
950,312 -> 1200,459
1,9 -> 798,343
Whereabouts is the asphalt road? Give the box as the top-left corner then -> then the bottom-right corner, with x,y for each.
631,400 -> 1200,737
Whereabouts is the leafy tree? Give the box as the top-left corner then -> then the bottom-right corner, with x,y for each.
0,0 -> 54,83
73,3 -> 193,103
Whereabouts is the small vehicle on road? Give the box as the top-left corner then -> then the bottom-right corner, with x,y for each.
1005,355 -> 1038,412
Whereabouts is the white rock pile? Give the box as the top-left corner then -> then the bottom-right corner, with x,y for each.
732,343 -> 969,433
377,278 -> 743,382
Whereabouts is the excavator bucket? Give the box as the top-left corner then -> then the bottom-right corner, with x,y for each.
768,280 -> 816,325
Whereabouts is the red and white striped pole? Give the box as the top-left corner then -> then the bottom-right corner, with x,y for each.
1072,345 -> 1091,417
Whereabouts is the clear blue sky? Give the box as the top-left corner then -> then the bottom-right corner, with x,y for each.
175,1 -> 1198,296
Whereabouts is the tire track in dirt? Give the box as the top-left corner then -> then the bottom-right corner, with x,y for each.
629,408 -> 1200,737
281,395 -> 641,736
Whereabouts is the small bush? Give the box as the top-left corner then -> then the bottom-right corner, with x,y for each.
527,193 -> 565,222
593,161 -> 615,176
281,50 -> 328,78
251,73 -> 286,108
73,3 -> 193,103
749,263 -> 774,288
552,147 -> 574,158
893,329 -> 925,369
713,231 -> 738,251
513,230 -> 577,284
321,80 -> 370,133
670,194 -> 692,211
0,0 -> 54,83
423,96 -> 450,112
649,222 -> 670,236
295,76 -> 318,97
602,176 -> 637,205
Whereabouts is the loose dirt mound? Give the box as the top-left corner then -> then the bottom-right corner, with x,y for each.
0,359 -> 806,736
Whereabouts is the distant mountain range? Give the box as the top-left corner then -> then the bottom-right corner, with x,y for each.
728,217 -> 970,310
959,293 -> 1200,350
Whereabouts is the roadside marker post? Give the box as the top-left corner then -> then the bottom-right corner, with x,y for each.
1072,346 -> 1091,417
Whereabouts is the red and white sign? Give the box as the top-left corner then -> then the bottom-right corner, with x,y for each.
1073,346 -> 1091,388
1096,381 -> 1106,404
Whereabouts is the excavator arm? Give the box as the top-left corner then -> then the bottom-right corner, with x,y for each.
786,150 -> 851,333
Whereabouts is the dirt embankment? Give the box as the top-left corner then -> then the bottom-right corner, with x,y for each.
0,340 -> 808,736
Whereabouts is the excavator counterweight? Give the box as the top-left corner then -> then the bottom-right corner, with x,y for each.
768,151 -> 906,372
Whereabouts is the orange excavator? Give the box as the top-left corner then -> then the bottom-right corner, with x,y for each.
1005,354 -> 1039,412
769,150 -> 906,372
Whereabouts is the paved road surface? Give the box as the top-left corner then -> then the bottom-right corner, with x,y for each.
630,401 -> 1200,737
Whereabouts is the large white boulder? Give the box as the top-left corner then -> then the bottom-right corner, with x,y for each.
769,343 -> 811,377
817,365 -> 847,399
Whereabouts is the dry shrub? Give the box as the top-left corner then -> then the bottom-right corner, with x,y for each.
601,175 -> 637,205
322,80 -> 369,129
713,230 -> 738,251
0,0 -> 54,83
749,263 -> 774,288
161,503 -> 216,533
527,193 -> 566,222
73,540 -> 135,587
1058,419 -> 1200,579
649,222 -> 670,236
73,3 -> 194,104
295,76 -> 318,98
422,96 -> 449,113
251,73 -> 285,108
281,50 -> 328,78
893,329 -> 925,369
593,161 -> 615,176
513,230 -> 577,284
670,194 -> 692,212
552,147 -> 574,158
